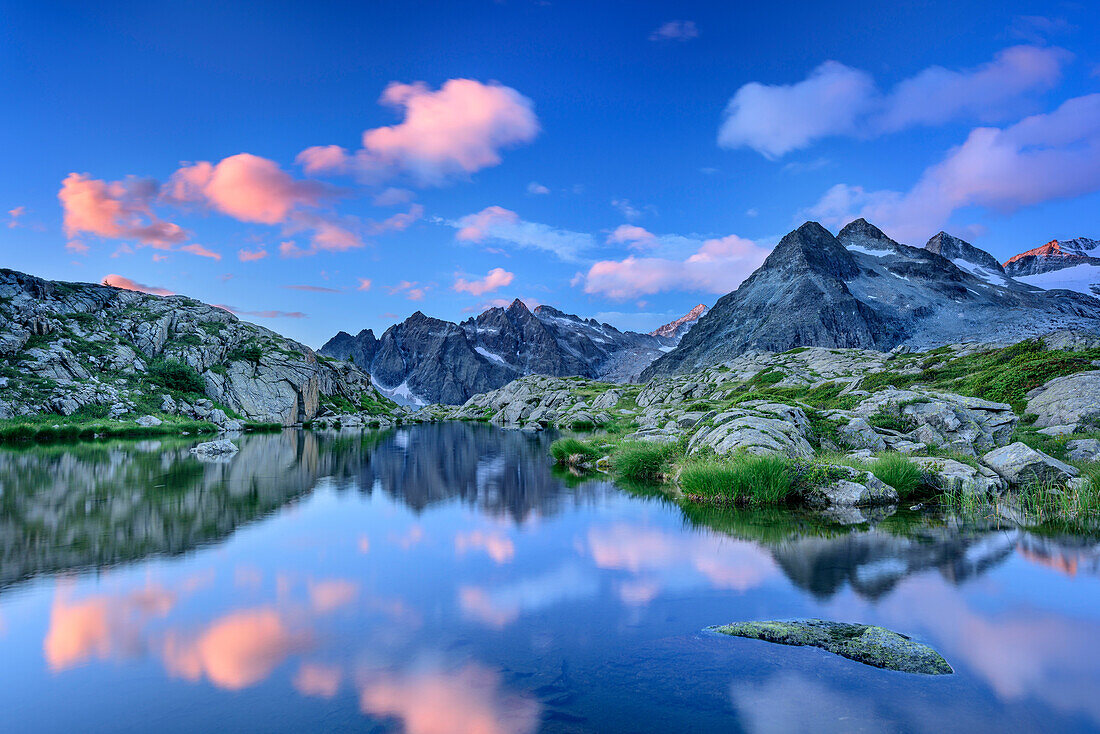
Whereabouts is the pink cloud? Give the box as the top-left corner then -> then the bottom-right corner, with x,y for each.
371,204 -> 423,234
607,224 -> 657,249
296,144 -> 351,175
387,280 -> 428,300
165,153 -> 334,225
582,233 -> 769,299
59,173 -> 186,249
450,206 -> 593,261
8,205 -> 25,228
357,278 -> 372,291
214,304 -> 307,319
44,584 -> 177,671
358,663 -> 541,734
162,607 -> 311,691
307,579 -> 359,614
101,274 -> 174,296
179,243 -> 221,260
294,663 -> 342,699
454,530 -> 515,564
455,205 -> 518,243
453,267 -> 514,296
298,79 -> 539,186
238,247 -> 269,262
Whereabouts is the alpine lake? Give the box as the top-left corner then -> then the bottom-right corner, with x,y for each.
1,423 -> 1099,733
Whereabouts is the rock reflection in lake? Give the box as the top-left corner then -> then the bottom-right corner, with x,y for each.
1,423 -> 1099,732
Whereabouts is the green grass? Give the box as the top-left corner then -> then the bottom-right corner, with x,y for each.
0,416 -> 218,444
805,409 -> 846,449
612,440 -> 679,482
866,409 -> 916,434
147,359 -> 206,395
679,453 -> 796,505
243,421 -> 284,432
550,437 -> 602,465
226,343 -> 263,364
868,453 -> 924,498
940,467 -> 1100,536
859,340 -> 1100,412
818,451 -> 927,499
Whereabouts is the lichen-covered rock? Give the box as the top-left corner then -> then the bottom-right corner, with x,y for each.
832,413 -> 888,451
189,439 -> 238,457
135,415 -> 162,428
1026,371 -> 1100,429
688,410 -> 815,459
801,468 -> 897,508
981,442 -> 1078,486
909,456 -> 1003,496
856,388 -> 1016,454
1066,438 -> 1100,464
711,619 -> 952,674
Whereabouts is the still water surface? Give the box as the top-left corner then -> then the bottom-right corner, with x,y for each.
1,424 -> 1099,732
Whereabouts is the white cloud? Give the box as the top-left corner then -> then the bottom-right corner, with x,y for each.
448,206 -> 594,262
719,45 -> 1071,158
526,181 -> 550,195
718,61 -> 875,159
805,93 -> 1100,243
649,20 -> 699,41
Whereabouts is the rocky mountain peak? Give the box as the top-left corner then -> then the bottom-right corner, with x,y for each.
923,231 -> 1007,280
643,219 -> 1100,379
764,220 -> 860,279
506,297 -> 531,314
650,304 -> 709,339
1001,236 -> 1100,293
838,218 -> 891,242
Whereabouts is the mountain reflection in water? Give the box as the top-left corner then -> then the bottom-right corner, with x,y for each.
0,423 -> 1099,733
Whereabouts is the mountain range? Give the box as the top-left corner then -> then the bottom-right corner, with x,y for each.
642,220 -> 1100,378
319,300 -> 707,405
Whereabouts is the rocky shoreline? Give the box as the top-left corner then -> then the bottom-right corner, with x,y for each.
406,330 -> 1100,523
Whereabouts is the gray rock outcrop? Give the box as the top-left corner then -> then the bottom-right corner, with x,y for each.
982,443 -> 1079,486
1026,371 -> 1100,429
0,268 -> 394,425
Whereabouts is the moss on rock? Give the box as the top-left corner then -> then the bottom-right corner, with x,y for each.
710,618 -> 952,675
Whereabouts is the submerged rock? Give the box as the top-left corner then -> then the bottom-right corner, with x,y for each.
711,619 -> 952,675
190,439 -> 239,457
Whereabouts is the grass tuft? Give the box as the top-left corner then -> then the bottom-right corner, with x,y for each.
612,440 -> 679,482
550,437 -> 601,466
680,453 -> 796,505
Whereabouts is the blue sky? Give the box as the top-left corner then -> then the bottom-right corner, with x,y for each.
1,0 -> 1098,347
